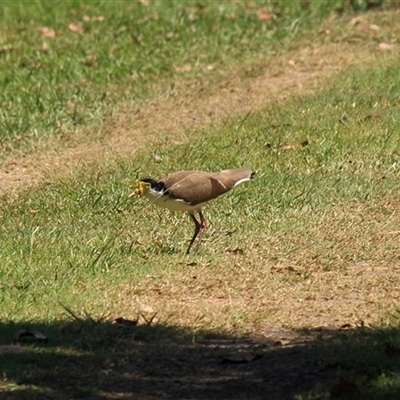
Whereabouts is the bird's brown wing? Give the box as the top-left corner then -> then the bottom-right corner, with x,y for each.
161,168 -> 254,206
161,171 -> 220,205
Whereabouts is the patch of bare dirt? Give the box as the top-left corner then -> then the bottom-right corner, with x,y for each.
1,7 -> 398,197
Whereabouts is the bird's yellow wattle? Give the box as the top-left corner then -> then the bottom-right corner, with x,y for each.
129,181 -> 149,197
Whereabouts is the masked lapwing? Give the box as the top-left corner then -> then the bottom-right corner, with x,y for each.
130,168 -> 255,254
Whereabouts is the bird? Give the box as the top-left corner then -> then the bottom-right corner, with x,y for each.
130,168 -> 255,254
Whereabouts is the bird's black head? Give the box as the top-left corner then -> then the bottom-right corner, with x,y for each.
140,178 -> 166,192
129,178 -> 168,198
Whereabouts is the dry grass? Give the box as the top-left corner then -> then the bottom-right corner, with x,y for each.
82,196 -> 400,337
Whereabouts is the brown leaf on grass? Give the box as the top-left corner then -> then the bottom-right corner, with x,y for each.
0,345 -> 27,354
348,16 -> 364,27
272,339 -> 292,346
186,261 -> 197,267
0,45 -> 13,54
271,264 -> 295,272
256,9 -> 277,22
377,42 -> 394,52
365,24 -> 380,32
37,27 -> 56,38
174,63 -> 192,73
280,140 -> 309,150
85,54 -> 97,66
221,351 -> 263,364
227,247 -> 245,255
14,329 -> 49,343
331,378 -> 359,397
363,114 -> 382,121
68,23 -> 85,34
83,15 -> 104,22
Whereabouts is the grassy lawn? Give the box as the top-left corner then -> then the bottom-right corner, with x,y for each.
1,1 -> 400,399
0,0 -> 344,156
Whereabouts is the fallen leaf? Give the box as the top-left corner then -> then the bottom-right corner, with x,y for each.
186,261 -> 197,266
280,140 -> 309,150
273,339 -> 292,346
0,45 -> 13,54
271,264 -> 295,272
83,15 -> 104,22
366,24 -> 380,32
227,247 -> 245,255
68,23 -> 85,34
31,330 -> 48,341
331,378 -> 359,397
348,16 -> 363,27
221,351 -> 263,364
153,154 -> 163,163
377,42 -> 394,52
363,114 -> 382,121
174,63 -> 192,73
14,329 -> 49,343
37,27 -> 56,38
256,9 -> 277,22
85,54 -> 97,66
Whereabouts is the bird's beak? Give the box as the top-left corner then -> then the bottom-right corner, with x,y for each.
128,189 -> 139,198
129,181 -> 147,198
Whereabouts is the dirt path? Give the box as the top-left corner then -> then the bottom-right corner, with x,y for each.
1,10 -> 395,197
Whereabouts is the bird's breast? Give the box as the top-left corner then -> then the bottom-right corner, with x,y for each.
145,189 -> 202,212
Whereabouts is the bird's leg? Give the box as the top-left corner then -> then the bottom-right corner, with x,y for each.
195,211 -> 208,254
187,212 -> 201,254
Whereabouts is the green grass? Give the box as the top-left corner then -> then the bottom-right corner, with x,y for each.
0,0 -> 387,156
3,58 -> 400,318
1,1 -> 400,399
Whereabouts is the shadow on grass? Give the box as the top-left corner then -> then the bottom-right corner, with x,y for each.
1,317 -> 400,400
